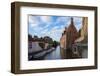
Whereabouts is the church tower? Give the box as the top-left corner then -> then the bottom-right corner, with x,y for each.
66,17 -> 78,48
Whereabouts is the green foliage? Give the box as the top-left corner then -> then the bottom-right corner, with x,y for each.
38,43 -> 45,49
52,41 -> 59,48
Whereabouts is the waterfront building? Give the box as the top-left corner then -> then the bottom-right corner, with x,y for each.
60,18 -> 79,58
60,18 -> 78,49
72,17 -> 88,58
28,35 -> 54,53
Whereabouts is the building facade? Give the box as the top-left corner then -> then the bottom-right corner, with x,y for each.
60,18 -> 78,50
72,17 -> 88,58
60,18 -> 79,59
28,35 -> 54,53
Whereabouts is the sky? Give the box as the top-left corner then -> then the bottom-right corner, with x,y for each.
28,15 -> 83,42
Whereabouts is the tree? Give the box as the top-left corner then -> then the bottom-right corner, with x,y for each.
52,41 -> 59,48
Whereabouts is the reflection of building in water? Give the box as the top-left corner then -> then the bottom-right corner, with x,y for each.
72,17 -> 88,58
60,18 -> 79,58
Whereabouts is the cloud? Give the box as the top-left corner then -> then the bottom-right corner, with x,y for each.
73,17 -> 82,31
40,16 -> 51,23
29,16 -> 35,23
74,17 -> 82,24
42,24 -> 51,29
55,17 -> 70,24
41,29 -> 49,34
40,26 -> 64,41
28,15 -> 83,42
28,16 -> 39,27
29,24 -> 38,27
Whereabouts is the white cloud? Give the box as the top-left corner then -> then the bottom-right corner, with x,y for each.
53,26 -> 59,29
41,29 -> 48,34
36,26 -> 43,31
28,16 -> 39,27
56,17 -> 68,22
29,24 -> 38,27
54,16 -> 71,27
29,16 -> 35,24
74,17 -> 82,24
41,26 -> 65,41
40,16 -> 51,23
29,16 -> 83,42
73,17 -> 82,30
43,24 -> 50,28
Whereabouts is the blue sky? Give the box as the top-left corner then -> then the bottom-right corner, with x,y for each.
28,15 -> 82,42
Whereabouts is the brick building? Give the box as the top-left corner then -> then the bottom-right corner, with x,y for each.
72,17 -> 88,58
60,18 -> 78,50
60,18 -> 79,59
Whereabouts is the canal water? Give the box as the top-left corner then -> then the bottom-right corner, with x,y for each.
44,46 -> 62,60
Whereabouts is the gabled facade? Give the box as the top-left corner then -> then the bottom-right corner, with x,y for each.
60,18 -> 78,50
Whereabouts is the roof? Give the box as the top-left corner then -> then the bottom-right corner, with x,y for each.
75,36 -> 84,43
75,35 -> 87,43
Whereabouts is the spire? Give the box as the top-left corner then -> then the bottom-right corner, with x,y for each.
67,17 -> 77,32
71,17 -> 74,25
65,27 -> 67,30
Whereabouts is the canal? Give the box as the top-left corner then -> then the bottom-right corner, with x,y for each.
44,46 -> 62,60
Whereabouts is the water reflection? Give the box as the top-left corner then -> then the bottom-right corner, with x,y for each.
28,45 -> 88,60
44,46 -> 61,60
